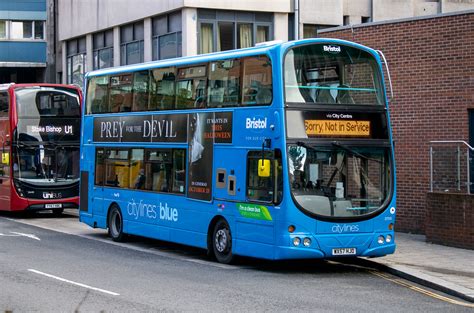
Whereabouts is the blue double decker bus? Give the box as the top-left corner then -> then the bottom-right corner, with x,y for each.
79,38 -> 396,263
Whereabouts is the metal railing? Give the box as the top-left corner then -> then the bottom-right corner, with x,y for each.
429,141 -> 474,194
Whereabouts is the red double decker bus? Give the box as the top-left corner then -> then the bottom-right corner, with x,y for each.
0,84 -> 82,214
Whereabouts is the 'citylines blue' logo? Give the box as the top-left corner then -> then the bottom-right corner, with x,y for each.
331,224 -> 359,233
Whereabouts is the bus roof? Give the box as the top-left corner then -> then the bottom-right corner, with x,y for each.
0,83 -> 81,92
86,37 -> 379,79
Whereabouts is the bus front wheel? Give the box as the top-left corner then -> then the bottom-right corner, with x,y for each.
108,204 -> 126,242
212,219 -> 234,264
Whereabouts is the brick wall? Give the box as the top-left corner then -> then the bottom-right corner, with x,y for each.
426,193 -> 473,249
319,12 -> 474,233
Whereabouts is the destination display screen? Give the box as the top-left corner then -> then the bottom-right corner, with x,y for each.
305,119 -> 371,137
287,110 -> 388,139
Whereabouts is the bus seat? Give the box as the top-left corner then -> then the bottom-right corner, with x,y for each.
316,86 -> 336,104
110,94 -> 123,112
333,200 -> 354,216
256,87 -> 272,104
336,85 -> 355,104
294,195 -> 331,215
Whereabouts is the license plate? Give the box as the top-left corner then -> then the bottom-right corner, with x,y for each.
332,248 -> 356,256
45,203 -> 62,209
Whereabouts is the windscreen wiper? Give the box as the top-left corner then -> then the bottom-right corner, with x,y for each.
331,142 -> 381,164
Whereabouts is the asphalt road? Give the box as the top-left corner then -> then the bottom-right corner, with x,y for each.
0,210 -> 471,312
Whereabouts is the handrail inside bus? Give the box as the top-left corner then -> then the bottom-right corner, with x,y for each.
375,50 -> 394,102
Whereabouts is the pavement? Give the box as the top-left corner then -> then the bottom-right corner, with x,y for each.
361,232 -> 474,303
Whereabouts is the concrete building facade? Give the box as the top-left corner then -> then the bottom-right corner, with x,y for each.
56,0 -> 474,86
0,0 -> 52,83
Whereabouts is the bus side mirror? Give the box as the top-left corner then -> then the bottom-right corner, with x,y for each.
258,159 -> 271,177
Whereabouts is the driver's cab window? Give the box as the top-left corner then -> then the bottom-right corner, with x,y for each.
247,149 -> 282,203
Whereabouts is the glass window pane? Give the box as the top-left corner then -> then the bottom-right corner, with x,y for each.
93,32 -> 104,49
134,22 -> 144,41
132,71 -> 149,112
33,21 -> 43,39
11,21 -> 32,39
87,75 -> 109,114
145,149 -> 172,192
247,151 -> 274,202
130,149 -> 145,189
153,16 -> 167,36
97,48 -> 113,69
121,24 -> 133,43
105,149 -> 130,188
72,54 -> 86,87
176,66 -> 207,109
177,32 -> 182,57
237,23 -> 252,49
218,22 -> 234,52
95,149 -> 105,185
109,74 -> 133,112
149,67 -> 176,110
200,24 -> 213,54
242,56 -> 272,105
169,12 -> 182,32
126,41 -> 140,65
78,37 -> 87,53
256,25 -> 269,43
172,149 -> 185,193
0,21 -> 6,39
105,29 -> 114,47
208,59 -> 240,107
159,33 -> 177,60
152,37 -> 158,61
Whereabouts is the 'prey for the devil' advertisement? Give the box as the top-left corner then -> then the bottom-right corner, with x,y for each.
93,112 -> 233,201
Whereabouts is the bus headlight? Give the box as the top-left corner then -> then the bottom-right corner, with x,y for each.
293,237 -> 301,246
386,234 -> 392,243
377,235 -> 385,244
303,237 -> 311,247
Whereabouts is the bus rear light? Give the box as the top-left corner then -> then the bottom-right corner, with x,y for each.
303,237 -> 311,247
293,237 -> 301,246
288,225 -> 295,233
377,236 -> 385,244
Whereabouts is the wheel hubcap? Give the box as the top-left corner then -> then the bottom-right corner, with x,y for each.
215,229 -> 227,253
111,211 -> 121,236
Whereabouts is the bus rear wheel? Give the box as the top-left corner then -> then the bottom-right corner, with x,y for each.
108,204 -> 126,242
212,219 -> 234,264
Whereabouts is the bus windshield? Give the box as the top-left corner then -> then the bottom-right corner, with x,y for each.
284,43 -> 384,105
288,143 -> 391,218
15,87 -> 81,117
13,146 -> 79,184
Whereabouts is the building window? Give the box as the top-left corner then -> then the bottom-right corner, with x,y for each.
361,16 -> 371,23
0,21 -> 7,39
152,11 -> 182,61
66,37 -> 87,87
10,20 -> 44,40
93,29 -> 114,70
121,22 -> 144,65
198,9 -> 273,54
343,16 -> 350,26
303,24 -> 337,38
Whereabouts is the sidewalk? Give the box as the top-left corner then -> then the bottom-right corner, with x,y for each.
365,232 -> 474,303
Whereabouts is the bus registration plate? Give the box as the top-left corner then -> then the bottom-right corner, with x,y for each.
45,203 -> 62,209
332,248 -> 356,256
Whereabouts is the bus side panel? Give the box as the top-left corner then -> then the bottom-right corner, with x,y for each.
105,190 -> 212,249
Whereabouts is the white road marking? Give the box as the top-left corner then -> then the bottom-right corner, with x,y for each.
10,232 -> 41,241
28,269 -> 120,296
0,232 -> 40,241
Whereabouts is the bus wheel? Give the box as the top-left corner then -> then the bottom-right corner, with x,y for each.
108,204 -> 126,242
212,219 -> 234,264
